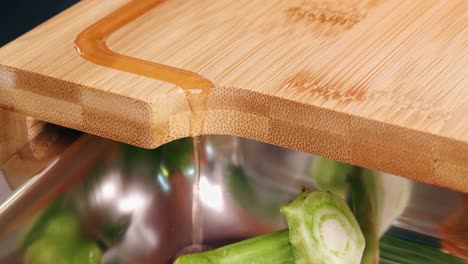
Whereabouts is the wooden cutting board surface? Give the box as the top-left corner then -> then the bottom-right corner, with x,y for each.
0,0 -> 466,191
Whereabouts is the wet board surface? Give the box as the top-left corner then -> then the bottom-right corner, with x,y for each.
0,0 -> 466,192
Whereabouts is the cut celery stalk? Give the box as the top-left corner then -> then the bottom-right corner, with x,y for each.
376,173 -> 411,236
281,190 -> 365,264
349,168 -> 379,264
349,169 -> 411,264
310,157 -> 411,263
311,157 -> 411,238
173,229 -> 294,264
310,157 -> 353,199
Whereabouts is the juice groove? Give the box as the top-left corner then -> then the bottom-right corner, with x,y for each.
74,0 -> 213,253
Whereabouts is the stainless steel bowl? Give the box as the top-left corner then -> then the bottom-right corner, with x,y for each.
0,133 -> 466,263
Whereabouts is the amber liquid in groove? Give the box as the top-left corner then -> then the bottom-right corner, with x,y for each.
74,0 -> 212,254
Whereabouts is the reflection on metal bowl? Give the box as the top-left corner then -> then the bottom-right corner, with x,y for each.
0,134 -> 466,263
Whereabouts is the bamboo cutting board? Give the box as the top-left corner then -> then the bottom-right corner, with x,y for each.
0,0 -> 467,192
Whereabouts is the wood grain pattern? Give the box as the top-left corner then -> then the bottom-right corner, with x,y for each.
0,110 -> 29,165
0,109 -> 51,165
0,0 -> 466,192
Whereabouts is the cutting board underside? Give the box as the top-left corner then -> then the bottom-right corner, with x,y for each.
0,0 -> 466,192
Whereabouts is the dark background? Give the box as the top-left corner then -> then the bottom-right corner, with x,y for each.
0,0 -> 79,46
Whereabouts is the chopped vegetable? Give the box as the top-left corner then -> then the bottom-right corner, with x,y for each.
42,210 -> 82,243
349,168 -> 379,264
73,242 -> 102,264
281,190 -> 365,264
174,229 -> 294,264
376,173 -> 411,236
21,200 -> 62,249
22,203 -> 102,264
311,157 -> 412,264
175,190 -> 364,264
25,237 -> 69,264
349,169 -> 411,263
310,157 -> 353,199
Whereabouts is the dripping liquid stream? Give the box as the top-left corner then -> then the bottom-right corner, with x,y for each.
186,89 -> 209,254
174,92 -> 209,256
73,0 -> 213,257
190,135 -> 203,251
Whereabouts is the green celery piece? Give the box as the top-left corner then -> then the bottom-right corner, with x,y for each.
311,157 -> 411,238
24,237 -> 70,264
73,242 -> 102,264
281,190 -> 365,264
42,210 -> 82,243
22,201 -> 102,264
310,157 -> 353,198
174,229 -> 294,264
380,234 -> 468,264
375,173 -> 411,236
348,168 -> 412,264
21,199 -> 62,249
349,168 -> 379,264
25,237 -> 102,264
